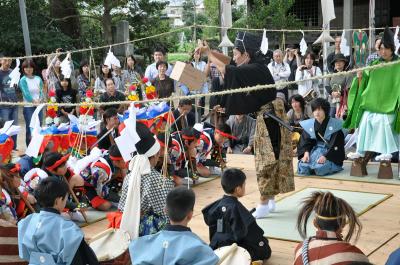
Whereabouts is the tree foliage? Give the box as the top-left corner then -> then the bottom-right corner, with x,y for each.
0,0 -> 73,58
203,0 -> 219,39
126,0 -> 171,62
247,0 -> 302,30
181,0 -> 208,41
0,0 -> 172,65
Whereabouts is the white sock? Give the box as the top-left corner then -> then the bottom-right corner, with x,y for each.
347,152 -> 363,159
252,204 -> 269,219
376,154 -> 392,161
268,199 -> 276,212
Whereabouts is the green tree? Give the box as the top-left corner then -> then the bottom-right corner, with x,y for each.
126,0 -> 172,62
0,0 -> 173,63
49,0 -> 81,45
181,0 -> 208,41
203,0 -> 219,39
0,0 -> 73,58
76,0 -> 129,45
247,0 -> 302,29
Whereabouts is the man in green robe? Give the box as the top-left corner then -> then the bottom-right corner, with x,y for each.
345,27 -> 399,162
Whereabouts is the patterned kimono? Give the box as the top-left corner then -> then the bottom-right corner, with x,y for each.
118,168 -> 175,236
254,98 -> 295,197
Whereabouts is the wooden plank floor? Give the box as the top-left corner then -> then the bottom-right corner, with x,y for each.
83,154 -> 400,265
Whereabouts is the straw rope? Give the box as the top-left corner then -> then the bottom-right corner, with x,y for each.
6,25 -> 193,60
4,24 -> 398,60
196,24 -> 398,33
1,58 -> 399,107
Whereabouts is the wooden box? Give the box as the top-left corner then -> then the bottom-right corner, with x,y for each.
208,51 -> 231,66
170,61 -> 206,91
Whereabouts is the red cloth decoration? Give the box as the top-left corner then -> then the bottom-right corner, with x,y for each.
107,211 -> 123,229
16,191 -> 28,218
0,137 -> 14,164
91,196 -> 108,209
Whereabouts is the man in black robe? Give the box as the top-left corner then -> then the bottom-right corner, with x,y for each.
204,32 -> 294,219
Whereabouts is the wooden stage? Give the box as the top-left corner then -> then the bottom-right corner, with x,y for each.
83,154 -> 400,265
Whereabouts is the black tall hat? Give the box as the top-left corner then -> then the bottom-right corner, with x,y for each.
135,122 -> 160,157
234,32 -> 262,53
382,27 -> 395,52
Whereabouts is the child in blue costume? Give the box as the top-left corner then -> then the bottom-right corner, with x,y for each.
297,98 -> 345,176
18,176 -> 99,265
129,187 -> 219,265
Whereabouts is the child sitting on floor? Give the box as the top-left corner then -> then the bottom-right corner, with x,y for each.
195,123 -> 236,177
129,187 -> 219,265
202,168 -> 271,263
294,191 -> 369,264
18,176 -> 99,265
297,98 -> 345,176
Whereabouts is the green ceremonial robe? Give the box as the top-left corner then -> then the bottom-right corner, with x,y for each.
344,56 -> 400,133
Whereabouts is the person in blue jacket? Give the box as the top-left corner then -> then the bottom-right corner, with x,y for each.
18,176 -> 99,265
129,186 -> 219,265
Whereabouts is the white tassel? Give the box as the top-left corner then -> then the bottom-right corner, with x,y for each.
104,47 -> 121,68
60,56 -> 72,78
9,59 -> 21,87
340,29 -> 350,56
260,29 -> 269,55
300,31 -> 308,56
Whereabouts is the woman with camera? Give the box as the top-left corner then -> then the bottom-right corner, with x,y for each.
295,51 -> 322,117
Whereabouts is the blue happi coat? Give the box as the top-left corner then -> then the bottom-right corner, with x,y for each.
129,225 -> 219,265
18,209 -> 83,265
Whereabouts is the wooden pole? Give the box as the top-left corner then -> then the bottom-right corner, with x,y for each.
62,175 -> 88,223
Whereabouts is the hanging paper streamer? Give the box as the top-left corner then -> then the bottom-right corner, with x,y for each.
321,0 -> 336,24
300,31 -> 308,56
314,0 -> 336,44
115,103 -> 141,162
60,55 -> 72,78
26,105 -> 45,158
394,26 -> 400,55
260,29 -> 269,55
9,59 -> 21,87
340,29 -> 350,56
104,47 -> 121,68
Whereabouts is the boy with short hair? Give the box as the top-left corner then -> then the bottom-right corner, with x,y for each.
129,187 -> 219,265
18,177 -> 99,265
196,123 -> 235,177
202,168 -> 271,263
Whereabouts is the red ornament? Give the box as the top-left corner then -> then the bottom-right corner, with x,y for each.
86,89 -> 94,98
48,89 -> 56,98
146,92 -> 157,100
47,108 -> 57,118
